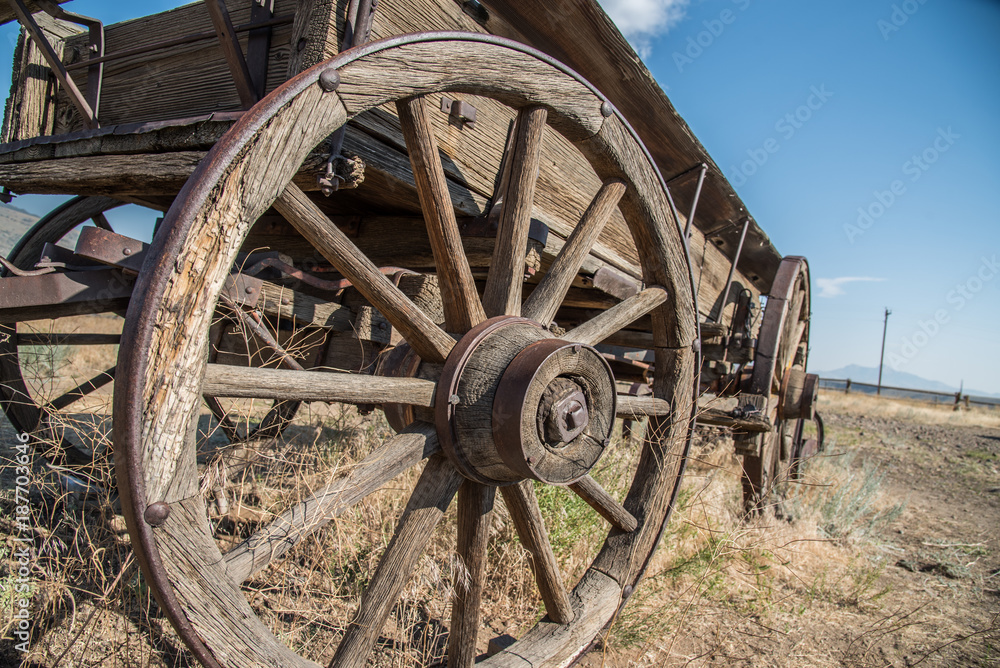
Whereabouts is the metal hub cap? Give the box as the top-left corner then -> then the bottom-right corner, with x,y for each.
436,316 -> 617,485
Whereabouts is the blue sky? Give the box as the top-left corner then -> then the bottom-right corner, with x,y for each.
2,0 -> 998,392
599,0 -> 1000,393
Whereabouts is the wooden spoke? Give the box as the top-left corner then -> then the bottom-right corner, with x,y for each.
331,453 -> 463,668
616,394 -> 671,419
482,106 -> 548,318
275,184 -> 454,364
201,364 -> 436,407
568,475 -> 637,533
499,480 -> 574,624
448,481 -> 495,668
561,286 -> 668,346
396,96 -> 486,334
16,333 -> 121,346
522,179 -> 627,325
224,423 -> 441,583
48,365 -> 115,411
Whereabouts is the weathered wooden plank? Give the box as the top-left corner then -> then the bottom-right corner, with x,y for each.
478,0 -> 783,293
256,280 -> 352,331
2,14 -> 79,142
0,0 -> 68,26
201,363 -> 436,406
56,0 -> 298,130
0,151 -> 204,195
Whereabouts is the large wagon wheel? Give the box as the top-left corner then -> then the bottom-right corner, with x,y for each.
0,197 -> 300,494
114,34 -> 697,667
740,256 -> 815,513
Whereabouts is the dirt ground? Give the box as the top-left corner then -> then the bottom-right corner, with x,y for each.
2,391 -> 998,667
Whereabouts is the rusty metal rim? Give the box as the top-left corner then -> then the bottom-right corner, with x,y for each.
434,315 -> 542,485
492,338 -> 616,484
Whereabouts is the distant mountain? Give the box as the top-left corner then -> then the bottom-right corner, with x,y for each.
0,202 -> 39,258
814,364 -> 1000,400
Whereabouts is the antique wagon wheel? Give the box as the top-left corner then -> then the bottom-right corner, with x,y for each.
114,34 -> 697,667
740,256 -> 813,513
0,196 -> 298,489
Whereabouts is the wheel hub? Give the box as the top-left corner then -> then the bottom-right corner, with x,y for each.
436,316 -> 616,486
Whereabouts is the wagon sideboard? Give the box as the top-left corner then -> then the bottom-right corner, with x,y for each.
0,0 -> 778,337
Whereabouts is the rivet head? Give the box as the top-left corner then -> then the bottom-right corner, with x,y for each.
281,297 -> 290,305
245,285 -> 254,295
600,101 -> 614,118
144,502 -> 170,527
122,248 -> 132,256
318,68 -> 341,92
623,584 -> 634,598
449,394 -> 461,405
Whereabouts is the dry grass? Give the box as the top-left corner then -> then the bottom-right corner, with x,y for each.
3,348 -> 995,667
818,389 -> 1000,429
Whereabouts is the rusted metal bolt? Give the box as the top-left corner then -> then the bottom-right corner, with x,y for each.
245,286 -> 254,295
144,502 -> 170,527
122,248 -> 132,256
319,68 -> 341,92
281,297 -> 290,305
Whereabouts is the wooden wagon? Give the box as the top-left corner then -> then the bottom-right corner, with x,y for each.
0,0 -> 821,665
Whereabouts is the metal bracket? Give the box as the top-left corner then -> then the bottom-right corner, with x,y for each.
223,272 -> 262,307
74,226 -> 148,275
440,96 -> 477,129
711,218 -> 750,324
666,163 -> 708,239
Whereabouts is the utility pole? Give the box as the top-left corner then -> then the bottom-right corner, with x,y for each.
877,307 -> 891,395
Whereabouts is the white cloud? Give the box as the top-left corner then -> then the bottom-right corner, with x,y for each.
597,0 -> 690,58
816,276 -> 886,298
